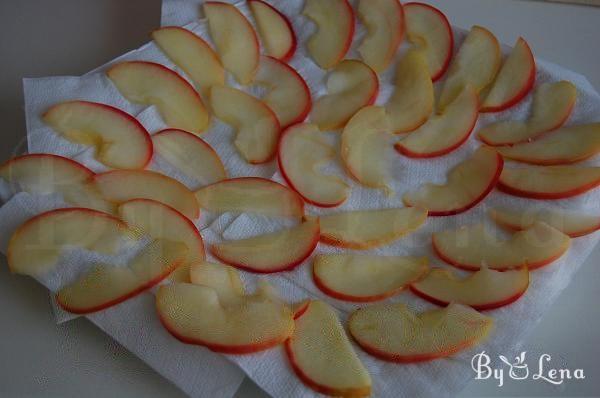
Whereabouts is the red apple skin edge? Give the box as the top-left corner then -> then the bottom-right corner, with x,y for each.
293,300 -> 309,319
497,177 -> 600,200
249,0 -> 298,63
0,153 -> 95,177
494,218 -> 600,238
330,0 -> 356,68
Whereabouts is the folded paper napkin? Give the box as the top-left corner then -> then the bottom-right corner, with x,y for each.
1,0 -> 599,396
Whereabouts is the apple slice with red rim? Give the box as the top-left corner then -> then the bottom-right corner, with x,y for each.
313,254 -> 428,302
395,87 -> 479,158
404,2 -> 453,81
249,0 -> 296,62
403,147 -> 503,216
481,37 -> 536,113
107,61 -> 208,134
349,303 -> 493,363
433,222 -> 570,271
286,300 -> 371,397
204,1 -> 259,84
278,123 -> 350,207
43,101 -> 152,169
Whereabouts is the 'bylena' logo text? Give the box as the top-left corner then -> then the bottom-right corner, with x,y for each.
471,351 -> 585,387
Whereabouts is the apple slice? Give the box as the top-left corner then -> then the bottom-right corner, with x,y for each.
357,0 -> 404,72
433,222 -> 570,271
43,101 -> 152,169
194,177 -> 304,219
152,128 -> 226,186
481,38 -> 536,113
313,254 -> 428,302
403,147 -> 503,216
498,166 -> 600,199
254,56 -> 311,129
303,0 -> 354,69
411,265 -> 529,310
7,208 -> 129,276
320,207 -> 427,249
438,26 -> 501,110
94,170 -> 199,219
204,1 -> 259,84
478,81 -> 577,146
490,207 -> 600,238
404,2 -> 453,81
395,87 -> 479,157
349,303 -> 493,362
286,300 -> 371,397
210,85 -> 280,164
189,261 -> 245,303
385,48 -> 434,133
248,0 -> 296,62
496,123 -> 600,165
152,26 -> 225,96
57,239 -> 187,314
310,60 -> 379,130
278,123 -> 350,207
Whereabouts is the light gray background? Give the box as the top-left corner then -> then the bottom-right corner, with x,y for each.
0,0 -> 598,397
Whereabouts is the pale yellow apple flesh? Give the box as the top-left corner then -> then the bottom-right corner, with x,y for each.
249,0 -> 296,61
189,261 -> 245,304
490,207 -> 600,237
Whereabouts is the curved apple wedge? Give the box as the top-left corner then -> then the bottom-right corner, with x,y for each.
498,166 -> 600,199
310,60 -> 379,131
496,123 -> 600,165
395,87 -> 479,158
433,222 -> 570,271
7,208 -> 130,277
195,177 -> 304,219
403,147 -> 503,216
189,261 -> 245,303
210,85 -> 280,164
313,255 -> 428,302
404,2 -> 453,81
57,239 -> 187,314
278,123 -> 350,207
478,81 -> 577,146
411,265 -> 529,310
43,101 -> 152,169
481,37 -> 535,113
320,207 -> 427,249
348,303 -> 493,363
249,0 -> 296,62
210,218 -> 319,273
107,61 -> 208,134
286,300 -> 371,397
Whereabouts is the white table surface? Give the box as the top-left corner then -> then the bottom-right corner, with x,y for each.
0,0 -> 599,396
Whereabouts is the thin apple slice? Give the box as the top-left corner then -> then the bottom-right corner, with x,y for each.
313,254 -> 428,302
395,87 -> 479,157
278,123 -> 350,207
490,207 -> 600,238
478,81 -> 577,146
43,101 -> 152,169
385,48 -> 434,133
152,26 -> 224,96
481,37 -> 536,113
497,123 -> 600,165
107,61 -> 208,134
438,26 -> 501,110
7,208 -> 130,276
349,303 -> 493,362
286,300 -> 371,397
320,207 -> 427,249
249,0 -> 296,62
411,265 -> 529,310
194,177 -> 304,219
403,147 -> 503,216
357,0 -> 404,72
433,222 -> 570,271
310,60 -> 379,130
152,128 -> 226,186
498,166 -> 600,199
57,239 -> 187,314
204,1 -> 259,84
404,2 -> 453,81
303,0 -> 354,69
189,261 -> 245,303
210,85 -> 280,164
